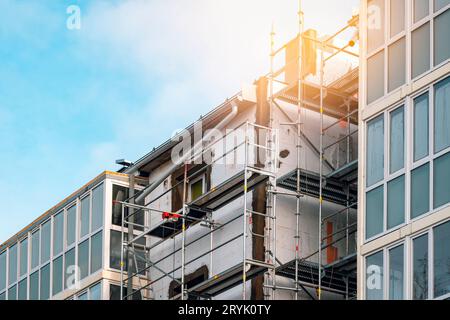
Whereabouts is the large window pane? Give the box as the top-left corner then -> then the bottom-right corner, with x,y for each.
90,231 -> 103,274
413,234 -> 429,300
415,0 -> 430,22
92,184 -> 104,231
78,240 -> 89,280
388,37 -> 406,92
8,244 -> 17,285
0,292 -> 5,300
41,220 -> 51,264
66,204 -> 76,247
8,285 -> 17,300
387,175 -> 405,229
0,251 -> 6,291
110,230 -> 122,270
112,185 -> 129,226
367,0 -> 385,53
367,51 -> 385,104
367,115 -> 385,186
434,221 -> 450,298
78,292 -> 88,300
366,251 -> 384,299
52,256 -> 63,296
434,9 -> 450,66
80,196 -> 90,238
434,77 -> 450,153
390,0 -> 405,37
366,186 -> 384,239
414,93 -> 429,161
89,282 -> 102,300
412,22 -> 430,78
389,245 -> 404,300
434,152 -> 450,208
18,278 -> 27,300
30,271 -> 39,300
53,212 -> 63,256
19,238 -> 28,277
40,264 -> 50,300
64,248 -> 75,290
435,0 -> 450,11
390,107 -> 404,173
31,230 -> 39,269
411,164 -> 430,218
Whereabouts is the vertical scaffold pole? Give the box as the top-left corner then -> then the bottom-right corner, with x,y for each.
181,163 -> 188,300
242,122 -> 249,300
120,204 -> 125,300
318,42 -> 325,301
294,0 -> 304,300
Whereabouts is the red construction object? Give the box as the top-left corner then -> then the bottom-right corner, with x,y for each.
162,211 -> 181,220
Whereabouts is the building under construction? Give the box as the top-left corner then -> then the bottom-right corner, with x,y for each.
0,8 -> 360,300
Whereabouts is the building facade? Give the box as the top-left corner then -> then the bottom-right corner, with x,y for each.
358,0 -> 450,300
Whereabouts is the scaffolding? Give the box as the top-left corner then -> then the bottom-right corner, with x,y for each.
117,121 -> 279,300
264,0 -> 359,300
116,0 -> 360,301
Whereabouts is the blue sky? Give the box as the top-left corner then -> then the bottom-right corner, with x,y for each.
0,0 -> 359,243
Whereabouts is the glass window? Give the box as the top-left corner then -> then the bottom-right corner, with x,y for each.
367,50 -> 385,104
89,282 -> 102,300
190,179 -> 203,201
30,271 -> 39,300
80,196 -> 90,238
366,186 -> 384,239
435,0 -> 450,11
40,264 -> 50,300
414,0 -> 430,22
388,37 -> 406,92
366,251 -> 384,299
0,292 -> 5,300
389,245 -> 404,300
434,221 -> 450,298
390,0 -> 405,37
367,0 -> 385,53
19,238 -> 28,277
78,292 -> 88,300
413,234 -> 429,300
8,285 -> 17,300
414,93 -> 429,161
112,185 -> 129,226
18,278 -> 27,300
387,175 -> 405,229
367,115 -> 385,186
53,256 -> 63,296
64,248 -> 75,290
78,239 -> 89,280
8,244 -> 17,285
411,163 -> 430,218
66,204 -> 76,247
109,284 -> 141,300
412,22 -> 430,78
53,212 -> 63,256
434,77 -> 450,153
390,107 -> 404,173
41,220 -> 51,264
434,152 -> 450,208
0,251 -> 6,291
92,184 -> 104,231
434,9 -> 450,66
110,230 -> 122,270
31,230 -> 39,269
90,231 -> 103,274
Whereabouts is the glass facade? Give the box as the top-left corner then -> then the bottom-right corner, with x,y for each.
0,181 -> 105,300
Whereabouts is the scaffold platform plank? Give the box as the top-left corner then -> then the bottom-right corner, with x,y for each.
277,169 -> 357,206
276,253 -> 356,296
